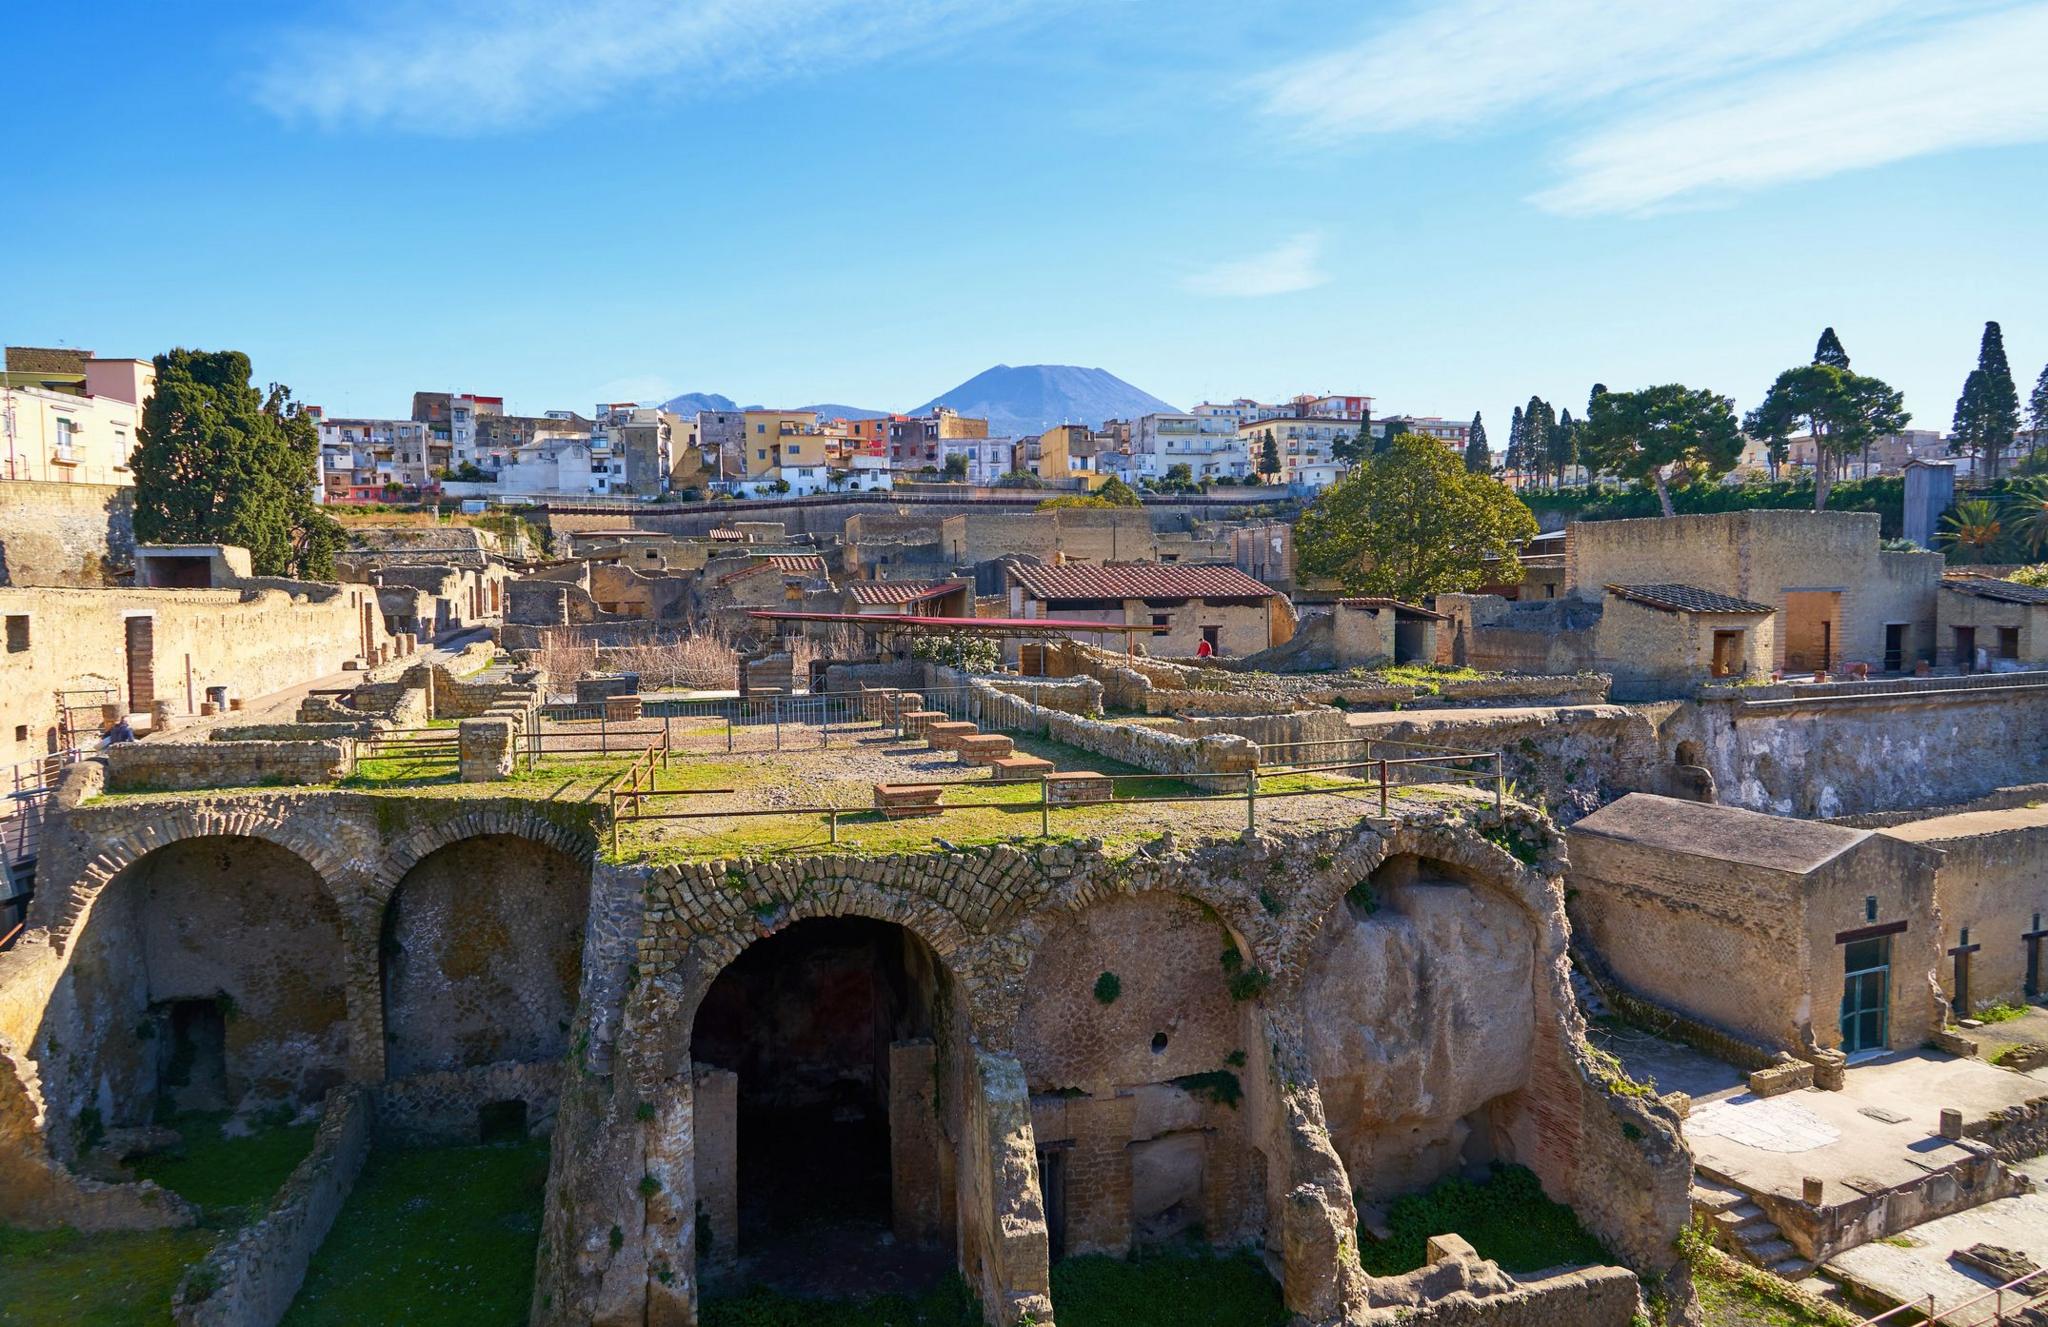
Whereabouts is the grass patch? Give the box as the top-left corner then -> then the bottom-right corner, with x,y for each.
0,1225 -> 219,1326
701,1277 -> 979,1327
1050,1249 -> 1287,1327
1972,1000 -> 2029,1024
130,1111 -> 317,1225
282,1138 -> 549,1326
1358,1164 -> 1610,1276
1694,1252 -> 1851,1326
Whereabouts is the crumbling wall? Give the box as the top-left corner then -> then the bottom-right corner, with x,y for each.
104,739 -> 355,791
0,479 -> 133,587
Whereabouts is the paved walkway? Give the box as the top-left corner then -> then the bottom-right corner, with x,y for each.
1824,1157 -> 2048,1325
1591,1026 -> 2048,1207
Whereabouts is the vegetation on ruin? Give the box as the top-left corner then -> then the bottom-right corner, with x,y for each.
1687,1236 -> 1860,1327
1049,1250 -> 1288,1327
0,1110 -> 316,1325
701,1278 -> 979,1327
131,348 -> 343,578
1357,1164 -> 1610,1276
1295,434 -> 1538,601
1972,999 -> 2028,1023
283,1137 -> 550,1325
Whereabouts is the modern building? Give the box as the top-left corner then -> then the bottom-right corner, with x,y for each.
1236,416 -> 1356,487
410,391 -> 504,467
1,347 -> 155,486
1129,413 -> 1248,482
316,417 -> 438,502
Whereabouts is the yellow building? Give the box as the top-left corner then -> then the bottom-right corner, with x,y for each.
740,410 -> 820,476
1,349 -> 155,486
934,407 -> 988,439
1035,424 -> 1089,479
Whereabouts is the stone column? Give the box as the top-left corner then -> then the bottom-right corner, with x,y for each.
889,1039 -> 945,1245
340,909 -> 387,1085
459,718 -> 514,782
692,1066 -> 739,1278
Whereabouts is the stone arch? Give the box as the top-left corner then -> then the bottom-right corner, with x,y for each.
376,806 -> 595,908
48,831 -> 353,1127
50,806 -> 357,955
378,829 -> 593,1080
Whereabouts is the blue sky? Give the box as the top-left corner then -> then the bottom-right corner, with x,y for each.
7,0 -> 2048,431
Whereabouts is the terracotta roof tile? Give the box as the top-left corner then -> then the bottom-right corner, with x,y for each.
1943,578 -> 2048,606
847,579 -> 967,605
1008,562 -> 1277,601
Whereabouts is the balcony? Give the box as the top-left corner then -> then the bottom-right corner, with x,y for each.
50,444 -> 80,466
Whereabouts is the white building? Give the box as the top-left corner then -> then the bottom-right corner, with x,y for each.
494,438 -> 601,497
1238,416 -> 1357,488
1191,398 -> 1278,428
938,435 -> 1016,486
317,417 -> 437,499
1130,413 -> 1249,481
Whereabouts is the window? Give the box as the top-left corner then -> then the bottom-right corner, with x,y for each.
13,725 -> 25,743
1150,613 -> 1170,630
4,615 -> 26,653
1998,626 -> 2020,659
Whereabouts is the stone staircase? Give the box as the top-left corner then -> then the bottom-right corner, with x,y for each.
1691,1179 -> 1814,1279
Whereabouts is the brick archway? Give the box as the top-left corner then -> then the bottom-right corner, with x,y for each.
49,807 -> 357,955
375,807 -> 596,908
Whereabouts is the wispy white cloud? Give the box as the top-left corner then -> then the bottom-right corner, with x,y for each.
256,0 -> 1056,134
1531,4 -> 2048,216
1250,0 -> 2044,215
1180,233 -> 1327,298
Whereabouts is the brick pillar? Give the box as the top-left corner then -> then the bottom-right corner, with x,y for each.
459,718 -> 514,781
692,1066 -> 739,1278
890,1039 -> 945,1245
341,911 -> 386,1084
1063,1094 -> 1136,1256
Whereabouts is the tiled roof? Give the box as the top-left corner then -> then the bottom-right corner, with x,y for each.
1605,583 -> 1774,615
847,579 -> 966,605
764,555 -> 826,575
1943,578 -> 2048,606
1008,562 -> 1278,601
1335,596 -> 1447,621
707,528 -> 744,541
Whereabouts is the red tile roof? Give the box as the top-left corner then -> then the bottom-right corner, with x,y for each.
847,579 -> 967,605
764,554 -> 826,575
1008,562 -> 1277,601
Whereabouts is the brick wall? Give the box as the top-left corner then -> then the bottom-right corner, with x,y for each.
0,480 -> 134,588
104,738 -> 355,791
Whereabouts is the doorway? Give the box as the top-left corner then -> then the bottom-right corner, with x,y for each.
1839,936 -> 1891,1055
124,615 -> 156,715
1883,624 -> 1907,674
1711,630 -> 1745,678
1782,591 -> 1842,674
1955,626 -> 1978,672
691,917 -> 955,1298
155,997 -> 228,1113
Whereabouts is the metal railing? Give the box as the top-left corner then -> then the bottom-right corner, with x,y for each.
3,748 -> 86,925
1257,735 -> 1505,809
1857,1266 -> 2048,1324
528,687 -> 1006,762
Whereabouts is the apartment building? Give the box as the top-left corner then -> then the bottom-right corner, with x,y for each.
410,391 -> 504,466
316,416 -> 437,502
1238,415 -> 1356,488
1129,412 -> 1249,481
1191,398 -> 1278,428
1,347 -> 155,486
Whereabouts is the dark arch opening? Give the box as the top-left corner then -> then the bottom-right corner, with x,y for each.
691,916 -> 955,1299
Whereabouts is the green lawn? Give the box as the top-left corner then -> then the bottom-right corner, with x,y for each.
0,1110 -> 315,1326
702,1278 -> 979,1327
1695,1256 -> 1852,1326
282,1138 -> 550,1326
1357,1165 -> 1611,1276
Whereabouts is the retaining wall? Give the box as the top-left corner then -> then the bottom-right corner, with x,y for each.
105,739 -> 355,792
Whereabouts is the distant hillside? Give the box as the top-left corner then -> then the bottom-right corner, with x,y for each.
910,364 -> 1180,436
658,391 -> 887,421
660,391 -> 739,415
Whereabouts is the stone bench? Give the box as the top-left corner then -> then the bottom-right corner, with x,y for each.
897,709 -> 949,737
955,734 -> 1015,765
986,754 -> 1055,782
925,721 -> 980,752
1045,771 -> 1113,805
1745,1059 -> 1815,1098
874,782 -> 945,819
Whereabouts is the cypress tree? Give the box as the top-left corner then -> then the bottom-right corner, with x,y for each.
1547,406 -> 1577,486
2028,362 -> 2048,459
132,348 -> 341,578
1506,406 -> 1526,479
1464,412 -> 1489,473
1524,395 -> 1554,486
1813,327 -> 1851,369
1952,322 -> 2021,481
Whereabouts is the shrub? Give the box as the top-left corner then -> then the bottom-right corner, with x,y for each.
1093,972 -> 1122,1004
1358,1164 -> 1610,1276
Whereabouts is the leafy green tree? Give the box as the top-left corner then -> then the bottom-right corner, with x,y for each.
1294,433 -> 1537,601
1258,430 -> 1281,480
1813,327 -> 1851,369
1464,412 -> 1490,473
2029,362 -> 2048,461
1952,321 -> 2022,481
1038,476 -> 1142,510
1745,363 -> 1908,510
941,453 -> 968,480
132,348 -> 341,578
1937,499 -> 2010,565
1580,383 -> 1744,517
993,469 -> 1045,489
1329,428 -> 1367,465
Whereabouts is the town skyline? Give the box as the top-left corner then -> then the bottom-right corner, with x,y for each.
7,1 -> 2048,427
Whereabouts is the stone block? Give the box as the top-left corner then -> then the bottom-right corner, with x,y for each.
987,755 -> 1055,783
955,734 -> 1014,764
1045,772 -> 1113,805
603,695 -> 643,723
898,709 -> 948,737
1746,1060 -> 1815,1098
459,718 -> 515,782
875,783 -> 945,819
925,721 -> 979,752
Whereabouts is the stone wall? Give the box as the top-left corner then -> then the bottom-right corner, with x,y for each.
1342,705 -> 1662,823
104,738 -> 356,791
1669,682 -> 2048,818
210,721 -> 384,743
1879,809 -> 2048,1009
172,1086 -> 370,1327
0,479 -> 134,587
373,1059 -> 564,1147
965,678 -> 1258,779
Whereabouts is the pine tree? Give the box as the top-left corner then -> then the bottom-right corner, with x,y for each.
1524,395 -> 1554,487
2028,363 -> 2048,462
1953,322 -> 2021,482
1259,429 -> 1281,480
1813,327 -> 1851,369
132,348 -> 341,578
1464,412 -> 1490,473
1505,406 -> 1526,479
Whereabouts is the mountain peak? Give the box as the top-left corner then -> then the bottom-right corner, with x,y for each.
910,364 -> 1179,436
